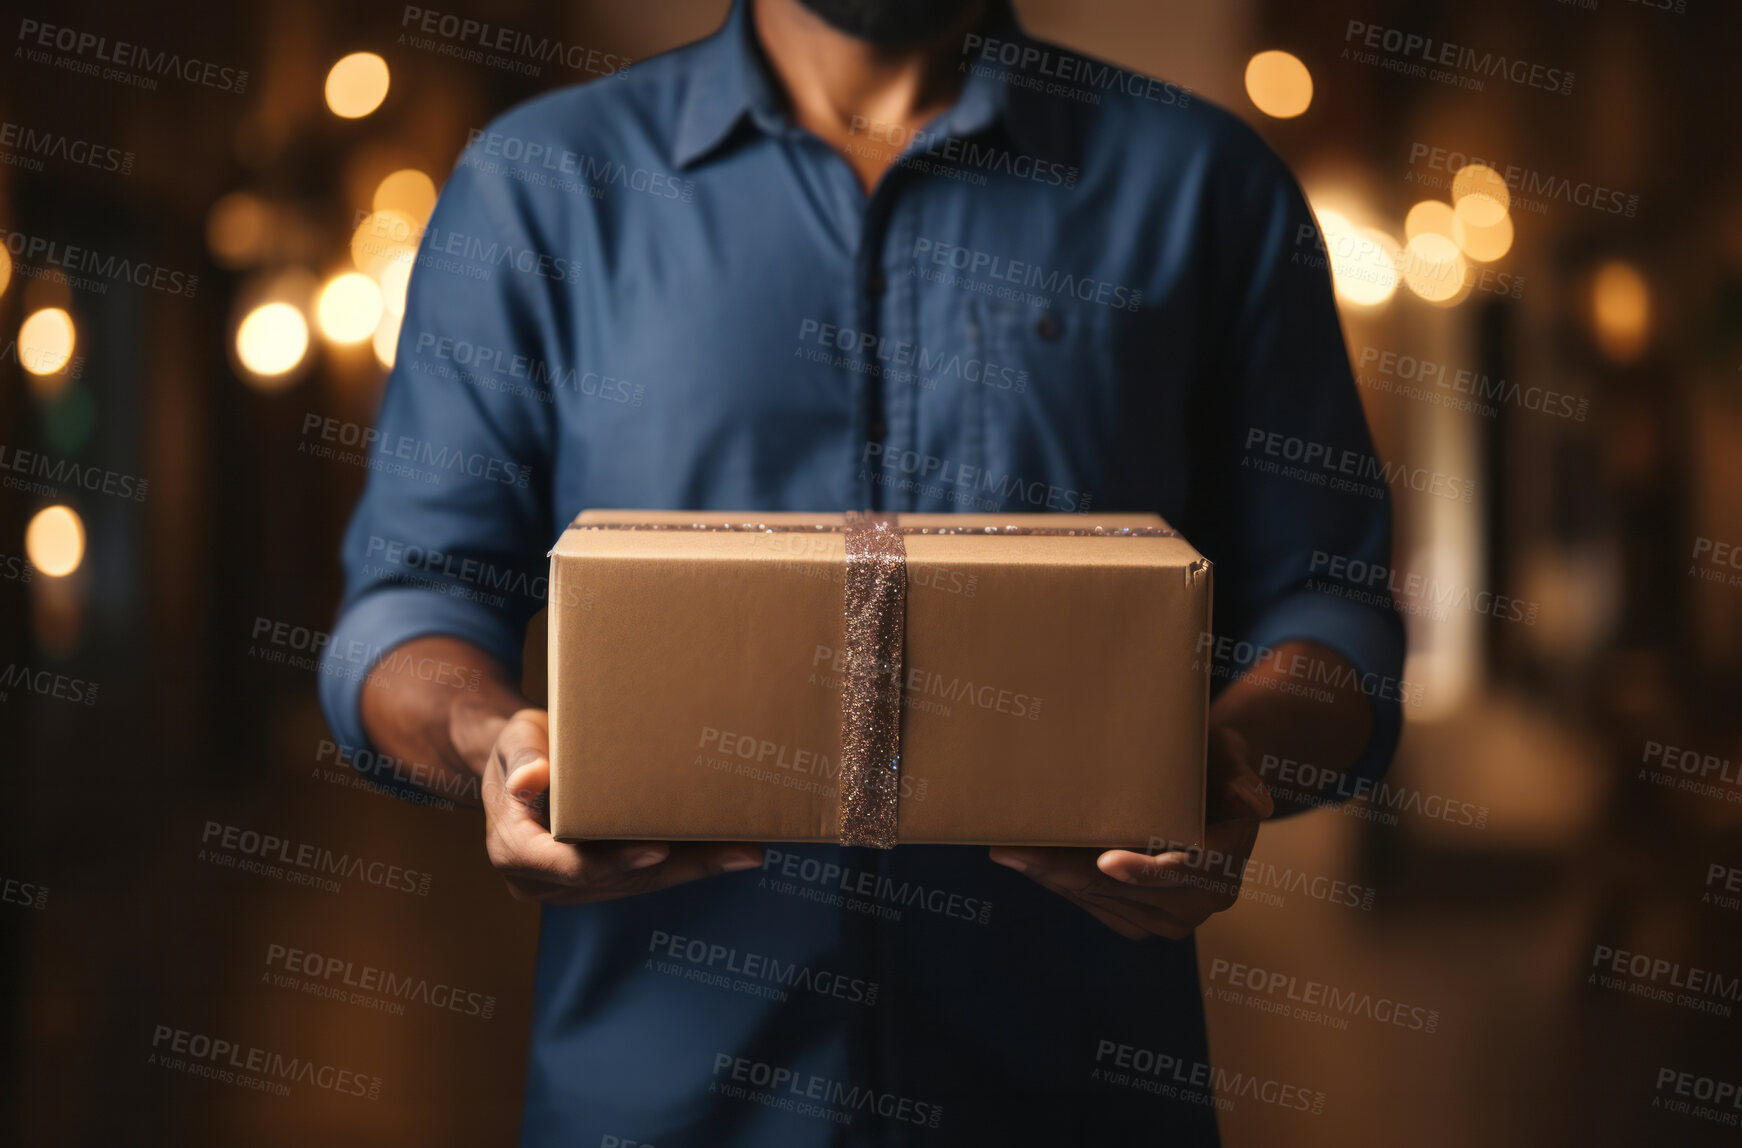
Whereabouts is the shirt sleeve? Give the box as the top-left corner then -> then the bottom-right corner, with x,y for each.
1188,128 -> 1408,801
318,151 -> 564,760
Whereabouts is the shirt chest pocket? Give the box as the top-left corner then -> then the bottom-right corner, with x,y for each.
966,299 -> 1133,510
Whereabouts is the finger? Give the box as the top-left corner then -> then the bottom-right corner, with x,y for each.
495,833 -> 671,885
536,843 -> 766,905
993,848 -> 1198,938
631,843 -> 765,886
993,847 -> 1181,915
1206,727 -> 1274,822
1096,849 -> 1192,886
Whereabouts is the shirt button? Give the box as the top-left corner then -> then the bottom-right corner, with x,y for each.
868,415 -> 889,440
867,272 -> 886,297
1035,312 -> 1060,340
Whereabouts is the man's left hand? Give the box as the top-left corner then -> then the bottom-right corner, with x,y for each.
988,726 -> 1274,940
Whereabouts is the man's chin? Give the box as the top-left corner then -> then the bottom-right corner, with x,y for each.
794,0 -> 981,46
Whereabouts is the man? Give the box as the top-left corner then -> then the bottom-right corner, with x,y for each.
321,0 -> 1405,1142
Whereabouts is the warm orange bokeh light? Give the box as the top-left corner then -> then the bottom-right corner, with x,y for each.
26,505 -> 85,577
325,53 -> 390,118
1244,51 -> 1313,119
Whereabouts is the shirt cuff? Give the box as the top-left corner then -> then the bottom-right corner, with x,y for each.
318,584 -> 527,762
1237,591 -> 1407,807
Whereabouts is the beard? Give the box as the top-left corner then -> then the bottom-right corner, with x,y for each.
795,0 -> 981,46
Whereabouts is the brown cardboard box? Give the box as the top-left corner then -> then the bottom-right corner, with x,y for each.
547,510 -> 1210,849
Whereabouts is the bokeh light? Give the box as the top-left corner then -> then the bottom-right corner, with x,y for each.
0,245 -> 11,298
324,53 -> 390,119
1451,164 -> 1511,229
351,209 -> 420,278
1592,261 -> 1650,362
207,192 -> 273,268
1402,233 -> 1470,305
379,257 -> 413,317
1314,209 -> 1399,308
1244,51 -> 1313,119
19,307 -> 76,377
373,169 -> 437,224
236,301 -> 310,381
1453,210 -> 1515,262
1405,200 -> 1459,243
373,310 -> 403,369
316,272 -> 384,344
26,505 -> 85,577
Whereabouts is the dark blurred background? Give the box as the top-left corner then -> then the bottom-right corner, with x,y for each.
3,0 -> 1741,1144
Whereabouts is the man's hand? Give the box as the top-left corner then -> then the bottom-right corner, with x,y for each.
988,727 -> 1273,940
483,708 -> 765,905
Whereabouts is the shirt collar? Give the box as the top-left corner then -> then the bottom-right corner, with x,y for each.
672,0 -> 1076,171
673,0 -> 781,169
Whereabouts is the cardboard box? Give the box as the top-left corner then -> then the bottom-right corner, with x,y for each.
547,510 -> 1210,849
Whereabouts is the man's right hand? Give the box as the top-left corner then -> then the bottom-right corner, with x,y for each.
483,708 -> 765,905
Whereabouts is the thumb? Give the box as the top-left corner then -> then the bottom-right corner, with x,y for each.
504,751 -> 549,799
493,709 -> 552,814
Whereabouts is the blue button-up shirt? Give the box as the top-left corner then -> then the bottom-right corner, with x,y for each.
322,3 -> 1404,1143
